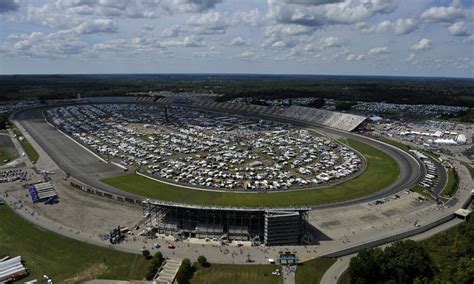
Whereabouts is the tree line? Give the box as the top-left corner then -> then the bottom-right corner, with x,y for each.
1,75 -> 473,108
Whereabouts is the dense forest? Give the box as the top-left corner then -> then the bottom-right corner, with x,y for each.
348,215 -> 474,284
0,74 -> 473,107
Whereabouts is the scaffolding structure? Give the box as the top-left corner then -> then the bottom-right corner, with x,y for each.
142,200 -> 310,245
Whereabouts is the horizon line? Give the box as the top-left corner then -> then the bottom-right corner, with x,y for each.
0,72 -> 473,80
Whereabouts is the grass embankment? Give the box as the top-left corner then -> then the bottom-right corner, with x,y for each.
442,168 -> 459,197
377,137 -> 411,152
0,206 -> 149,282
102,139 -> 400,207
412,184 -> 433,199
295,257 -> 336,284
0,147 -> 15,166
11,123 -> 39,163
191,263 -> 283,284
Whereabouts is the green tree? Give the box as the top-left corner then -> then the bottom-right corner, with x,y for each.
307,98 -> 325,108
0,113 -> 7,130
197,255 -> 208,267
176,258 -> 193,284
141,249 -> 151,259
335,101 -> 356,111
349,248 -> 383,284
382,240 -> 435,283
349,241 -> 434,284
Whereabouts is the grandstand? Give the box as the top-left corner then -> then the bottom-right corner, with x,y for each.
280,106 -> 367,132
185,100 -> 366,132
136,96 -> 162,103
87,96 -> 136,103
142,200 -> 310,245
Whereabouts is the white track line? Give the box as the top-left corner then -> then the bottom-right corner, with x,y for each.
44,118 -> 108,164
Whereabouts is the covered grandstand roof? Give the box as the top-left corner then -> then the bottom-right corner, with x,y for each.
28,182 -> 57,203
187,101 -> 366,132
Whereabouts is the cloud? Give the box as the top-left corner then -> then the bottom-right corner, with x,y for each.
72,19 -> 118,35
421,1 -> 472,23
26,0 -> 223,28
161,25 -> 183,38
172,0 -> 223,13
144,24 -> 154,31
234,9 -> 267,26
411,38 -> 431,51
358,20 -> 392,33
271,40 -> 296,48
229,37 -> 249,46
463,35 -> 474,44
358,18 -> 417,35
320,36 -> 342,48
0,0 -> 19,14
346,53 -> 366,62
10,31 -> 88,57
267,0 -> 399,28
238,51 -> 257,61
368,46 -> 388,55
448,22 -> 469,36
394,18 -> 417,35
283,0 -> 344,5
187,11 -> 230,35
406,53 -> 416,63
162,36 -> 205,47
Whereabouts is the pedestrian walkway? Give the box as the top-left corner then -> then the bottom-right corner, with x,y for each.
283,265 -> 296,284
156,258 -> 182,284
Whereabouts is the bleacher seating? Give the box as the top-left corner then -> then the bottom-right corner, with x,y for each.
137,98 -> 365,132
187,101 -> 366,131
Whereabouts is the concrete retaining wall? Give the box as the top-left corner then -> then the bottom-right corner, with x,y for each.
69,178 -> 143,206
323,213 -> 455,258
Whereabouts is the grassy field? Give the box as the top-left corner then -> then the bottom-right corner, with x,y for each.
190,263 -> 283,284
0,205 -> 149,283
377,136 -> 411,152
102,139 -> 400,207
11,123 -> 39,163
295,257 -> 336,284
412,184 -> 432,199
0,147 -> 16,166
441,168 -> 459,197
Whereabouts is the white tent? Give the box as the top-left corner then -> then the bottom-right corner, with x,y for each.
456,134 -> 467,144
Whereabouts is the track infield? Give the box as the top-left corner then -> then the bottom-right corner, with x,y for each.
101,139 -> 400,207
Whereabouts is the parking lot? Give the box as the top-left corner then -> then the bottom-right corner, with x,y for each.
0,169 -> 28,183
47,104 -> 363,191
308,190 -> 441,244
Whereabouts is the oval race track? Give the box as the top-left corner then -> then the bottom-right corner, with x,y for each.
13,103 -> 422,209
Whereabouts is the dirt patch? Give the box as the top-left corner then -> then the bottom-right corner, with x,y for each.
63,263 -> 108,283
359,214 -> 380,222
319,220 -> 342,228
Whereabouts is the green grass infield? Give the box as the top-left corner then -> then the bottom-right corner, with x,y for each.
101,139 -> 400,207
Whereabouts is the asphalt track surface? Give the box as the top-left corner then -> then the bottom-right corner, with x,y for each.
14,103 -> 422,209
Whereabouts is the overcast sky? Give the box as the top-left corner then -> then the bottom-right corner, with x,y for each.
0,0 -> 472,77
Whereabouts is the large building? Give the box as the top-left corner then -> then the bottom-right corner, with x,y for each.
142,200 -> 310,246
